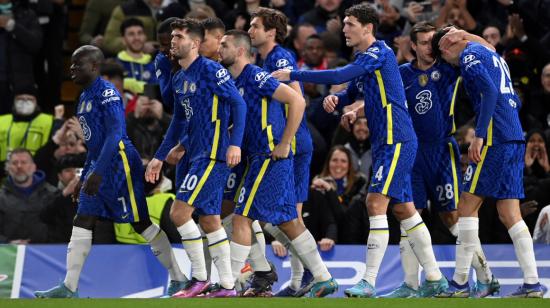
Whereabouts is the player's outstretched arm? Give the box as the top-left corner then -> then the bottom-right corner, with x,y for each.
273,64 -> 367,85
271,83 -> 306,160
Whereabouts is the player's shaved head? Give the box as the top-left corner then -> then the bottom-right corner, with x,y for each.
73,45 -> 104,65
225,30 -> 252,57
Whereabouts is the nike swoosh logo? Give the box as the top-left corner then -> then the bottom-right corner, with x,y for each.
122,213 -> 130,219
371,183 -> 381,187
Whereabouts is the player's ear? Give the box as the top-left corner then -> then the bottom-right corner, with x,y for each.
365,23 -> 373,35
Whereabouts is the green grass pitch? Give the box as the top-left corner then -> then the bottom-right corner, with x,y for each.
0,298 -> 548,308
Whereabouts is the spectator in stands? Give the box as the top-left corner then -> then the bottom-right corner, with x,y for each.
533,205 -> 550,244
525,63 -> 550,132
299,34 -> 328,101
482,25 -> 504,55
184,4 -> 216,20
524,130 -> 550,179
117,18 -> 157,95
39,154 -> 115,243
344,117 -> 372,177
79,0 -> 125,47
0,0 -> 42,115
200,17 -> 225,61
304,145 -> 367,245
224,0 -> 269,32
455,123 -> 475,146
126,92 -> 170,162
0,148 -> 58,244
298,0 -> 343,34
289,22 -> 317,61
435,0 -> 477,32
0,85 -> 62,178
103,0 -> 160,56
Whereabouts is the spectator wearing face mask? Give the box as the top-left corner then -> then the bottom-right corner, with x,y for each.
0,85 -> 63,179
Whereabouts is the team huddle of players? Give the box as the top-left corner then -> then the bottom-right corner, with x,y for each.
34,2 -> 545,299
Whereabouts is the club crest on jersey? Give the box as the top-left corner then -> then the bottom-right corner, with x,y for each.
78,116 -> 91,141
356,81 -> 364,92
102,89 -> 115,97
189,82 -> 196,93
276,58 -> 289,68
86,101 -> 92,112
431,70 -> 441,81
142,71 -> 151,80
418,74 -> 429,87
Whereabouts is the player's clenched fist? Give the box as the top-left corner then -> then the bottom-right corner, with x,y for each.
226,145 -> 241,168
271,143 -> 290,160
323,95 -> 339,112
340,109 -> 357,131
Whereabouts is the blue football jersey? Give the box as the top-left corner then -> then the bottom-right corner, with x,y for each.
76,77 -> 133,177
235,64 -> 285,155
174,56 -> 246,161
400,61 -> 461,143
117,51 -> 157,91
459,42 -> 524,145
338,40 -> 417,147
262,44 -> 313,154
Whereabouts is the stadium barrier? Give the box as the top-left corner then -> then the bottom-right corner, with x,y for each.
1,244 -> 549,298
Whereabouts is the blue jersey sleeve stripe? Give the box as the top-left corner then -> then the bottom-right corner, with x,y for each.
382,143 -> 401,195
243,158 -> 271,216
118,141 -> 140,222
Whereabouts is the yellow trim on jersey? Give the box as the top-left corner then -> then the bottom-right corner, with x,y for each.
375,70 -> 387,107
118,141 -> 140,222
210,94 -> 220,159
233,163 -> 250,203
382,143 -> 401,195
386,104 -> 394,145
261,97 -> 276,151
448,142 -> 459,209
375,70 -> 393,144
449,77 -> 461,134
468,145 -> 489,194
283,103 -> 297,154
243,158 -> 271,216
188,160 -> 216,205
487,119 -> 493,146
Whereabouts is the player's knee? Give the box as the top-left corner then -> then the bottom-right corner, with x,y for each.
130,219 -> 152,234
73,215 -> 97,230
169,200 -> 192,226
199,215 -> 221,233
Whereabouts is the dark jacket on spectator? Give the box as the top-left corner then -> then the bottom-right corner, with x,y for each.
0,170 -> 57,243
0,0 -> 42,99
126,112 -> 170,161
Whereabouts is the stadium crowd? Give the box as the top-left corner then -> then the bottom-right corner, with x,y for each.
1,0 -> 550,249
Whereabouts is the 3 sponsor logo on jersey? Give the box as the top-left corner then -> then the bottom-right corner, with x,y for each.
415,90 -> 433,114
79,116 -> 92,141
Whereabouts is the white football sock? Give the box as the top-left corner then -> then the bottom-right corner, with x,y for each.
198,226 -> 212,279
399,227 -> 419,290
363,215 -> 389,287
207,228 -> 234,289
402,212 -> 441,281
508,220 -> 539,284
177,220 -> 207,281
230,242 -> 251,281
291,230 -> 331,282
453,217 -> 478,285
64,227 -> 93,292
142,224 -> 187,282
264,223 -> 306,286
251,220 -> 265,252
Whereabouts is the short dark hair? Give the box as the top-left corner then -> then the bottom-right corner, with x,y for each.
344,3 -> 379,33
225,29 -> 252,56
120,17 -> 144,36
100,59 -> 125,80
251,7 -> 288,44
410,21 -> 436,44
171,18 -> 205,41
202,17 -> 225,33
158,17 -> 178,35
431,27 -> 452,60
7,148 -> 33,162
306,34 -> 322,42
